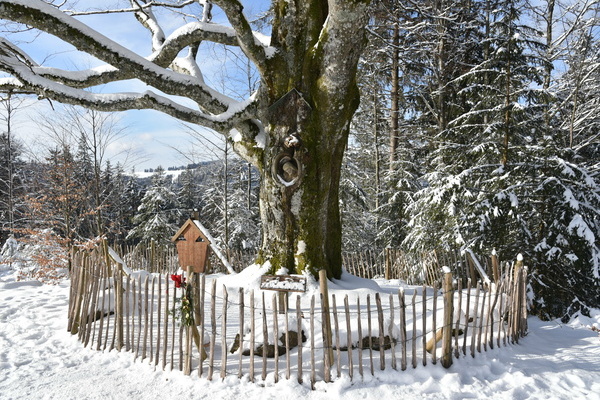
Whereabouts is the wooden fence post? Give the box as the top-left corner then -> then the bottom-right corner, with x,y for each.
70,253 -> 88,335
115,263 -> 124,351
491,251 -> 500,283
385,248 -> 391,280
319,270 -> 334,369
441,267 -> 453,368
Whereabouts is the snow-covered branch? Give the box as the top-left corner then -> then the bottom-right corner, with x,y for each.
0,53 -> 257,133
212,0 -> 270,74
0,1 -> 246,113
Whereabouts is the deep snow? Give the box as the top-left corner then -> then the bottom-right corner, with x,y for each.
0,269 -> 599,400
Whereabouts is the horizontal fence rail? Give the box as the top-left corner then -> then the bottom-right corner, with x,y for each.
67,250 -> 528,386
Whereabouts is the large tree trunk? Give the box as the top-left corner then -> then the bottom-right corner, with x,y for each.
257,96 -> 351,279
252,0 -> 368,278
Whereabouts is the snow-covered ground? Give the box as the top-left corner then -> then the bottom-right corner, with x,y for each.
1,269 -> 599,400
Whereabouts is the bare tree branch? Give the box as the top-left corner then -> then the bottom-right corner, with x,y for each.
212,0 -> 269,75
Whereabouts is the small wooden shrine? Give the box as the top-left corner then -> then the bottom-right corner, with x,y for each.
171,219 -> 212,273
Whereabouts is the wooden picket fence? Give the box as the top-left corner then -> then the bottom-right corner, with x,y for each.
115,243 -> 495,288
67,249 -> 528,386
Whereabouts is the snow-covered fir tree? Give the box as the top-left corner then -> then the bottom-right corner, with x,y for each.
127,166 -> 182,246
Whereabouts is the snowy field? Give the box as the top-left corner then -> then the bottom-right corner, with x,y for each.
1,268 -> 599,400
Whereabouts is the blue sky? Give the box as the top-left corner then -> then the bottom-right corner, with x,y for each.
3,1 -> 270,172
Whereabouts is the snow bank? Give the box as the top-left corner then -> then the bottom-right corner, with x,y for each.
1,268 -> 600,400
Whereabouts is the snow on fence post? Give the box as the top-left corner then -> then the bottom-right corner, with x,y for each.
441,267 -> 454,368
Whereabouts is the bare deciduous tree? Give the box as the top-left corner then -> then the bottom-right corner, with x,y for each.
0,0 -> 371,278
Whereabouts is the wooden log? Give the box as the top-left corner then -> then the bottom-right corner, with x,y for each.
470,282 -> 481,358
155,276 -> 161,367
360,252 -> 367,278
221,285 -> 228,380
483,283 -> 491,351
284,293 -> 290,380
497,279 -> 505,348
261,292 -> 267,381
425,328 -> 443,354
477,283 -> 487,353
344,295 -> 353,381
79,256 -> 93,343
399,289 -> 407,371
162,275 -> 169,370
85,258 -> 101,348
521,267 -> 528,338
208,279 -> 217,380
109,268 -> 118,351
356,297 -> 364,378
454,279 -> 462,359
385,248 -> 391,280
125,275 -> 131,352
89,259 -> 104,348
178,325 -> 184,371
310,295 -> 316,389
367,295 -> 373,376
441,270 -> 453,368
491,252 -> 500,283
466,253 -> 476,284
96,263 -> 107,350
272,293 -> 279,383
319,293 -> 331,382
67,254 -> 80,333
238,288 -> 244,379
506,263 -> 515,344
250,290 -> 255,382
183,268 -> 194,376
319,270 -> 334,372
422,285 -> 427,366
332,294 -> 341,378
170,276 -> 177,371
115,265 -> 124,352
198,274 -> 206,377
376,293 -> 385,370
133,277 -> 140,360
142,275 -> 150,360
104,264 -> 113,351
488,282 -> 501,350
184,327 -> 193,375
412,291 -> 417,369
389,294 -> 396,370
462,278 -> 472,356
432,282 -> 438,364
296,294 -> 303,384
149,275 -> 155,362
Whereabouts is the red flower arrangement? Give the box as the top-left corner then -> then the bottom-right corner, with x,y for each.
170,274 -> 193,326
171,274 -> 186,288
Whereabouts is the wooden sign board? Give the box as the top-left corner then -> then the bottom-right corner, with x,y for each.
260,275 -> 307,293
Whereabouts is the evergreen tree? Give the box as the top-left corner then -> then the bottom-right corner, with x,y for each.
0,93 -> 27,244
0,132 -> 25,243
126,166 -> 182,246
178,167 -> 202,219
